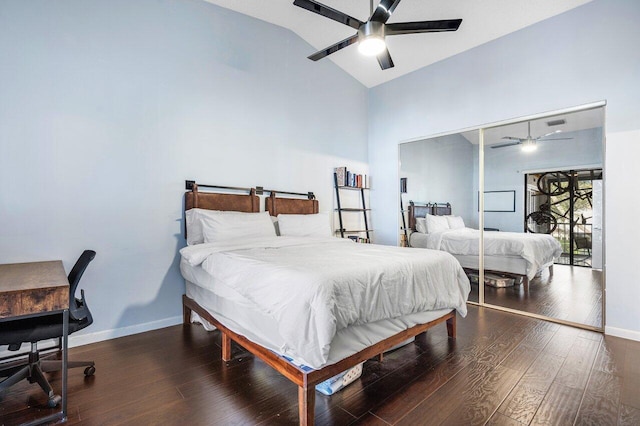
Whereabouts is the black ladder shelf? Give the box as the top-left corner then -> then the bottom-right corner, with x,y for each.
334,172 -> 372,240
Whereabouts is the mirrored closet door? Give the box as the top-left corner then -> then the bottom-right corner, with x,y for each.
399,103 -> 604,330
399,131 -> 480,303
481,106 -> 604,329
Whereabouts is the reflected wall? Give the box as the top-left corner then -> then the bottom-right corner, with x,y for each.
399,133 -> 479,229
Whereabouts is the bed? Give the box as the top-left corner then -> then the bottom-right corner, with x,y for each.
408,202 -> 562,291
180,183 -> 470,425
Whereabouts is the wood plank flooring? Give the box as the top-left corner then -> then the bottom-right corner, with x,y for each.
1,305 -> 638,425
470,265 -> 602,328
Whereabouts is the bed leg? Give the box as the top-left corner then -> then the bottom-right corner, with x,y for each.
298,385 -> 315,426
523,276 -> 529,292
377,353 -> 384,362
446,314 -> 456,338
221,332 -> 232,362
182,301 -> 191,325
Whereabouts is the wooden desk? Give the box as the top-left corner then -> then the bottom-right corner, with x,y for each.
0,260 -> 70,424
0,261 -> 69,319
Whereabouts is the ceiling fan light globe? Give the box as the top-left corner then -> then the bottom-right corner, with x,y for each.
358,36 -> 386,56
521,139 -> 537,152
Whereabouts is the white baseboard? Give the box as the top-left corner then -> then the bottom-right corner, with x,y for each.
1,316 -> 183,358
69,315 -> 183,348
605,325 -> 640,342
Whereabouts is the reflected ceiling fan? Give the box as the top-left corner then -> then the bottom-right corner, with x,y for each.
293,0 -> 463,70
491,122 -> 573,152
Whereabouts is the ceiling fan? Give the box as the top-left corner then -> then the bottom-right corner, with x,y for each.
293,0 -> 463,70
491,122 -> 573,152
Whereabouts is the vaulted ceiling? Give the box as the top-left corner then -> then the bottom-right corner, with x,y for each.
204,0 -> 592,87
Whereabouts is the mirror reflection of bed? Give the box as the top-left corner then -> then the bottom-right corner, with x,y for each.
399,104 -> 604,329
408,201 -> 560,292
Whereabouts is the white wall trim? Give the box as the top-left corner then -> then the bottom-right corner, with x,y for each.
605,325 -> 640,342
69,316 -> 183,348
0,316 -> 183,358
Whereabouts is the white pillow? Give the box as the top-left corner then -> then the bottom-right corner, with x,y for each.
415,217 -> 428,234
201,211 -> 276,243
185,208 -> 208,245
446,215 -> 465,230
277,213 -> 331,237
426,214 -> 450,233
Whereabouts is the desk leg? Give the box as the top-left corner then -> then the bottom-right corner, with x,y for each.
62,309 -> 68,420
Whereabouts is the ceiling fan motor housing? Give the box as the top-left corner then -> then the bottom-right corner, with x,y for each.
359,21 -> 385,40
358,21 -> 386,55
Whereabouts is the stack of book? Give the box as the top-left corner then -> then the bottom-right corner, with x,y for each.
334,167 -> 368,188
347,236 -> 371,243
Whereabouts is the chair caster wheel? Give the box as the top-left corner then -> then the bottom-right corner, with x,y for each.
84,365 -> 96,376
48,395 -> 62,407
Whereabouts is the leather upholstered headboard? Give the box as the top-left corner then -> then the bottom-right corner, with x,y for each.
185,184 -> 259,213
265,193 -> 318,216
408,202 -> 452,230
408,202 -> 431,231
432,203 -> 452,216
183,183 -> 260,239
183,181 -> 318,239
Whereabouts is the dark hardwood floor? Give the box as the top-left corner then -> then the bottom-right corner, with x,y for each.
2,305 -> 638,425
470,265 -> 602,328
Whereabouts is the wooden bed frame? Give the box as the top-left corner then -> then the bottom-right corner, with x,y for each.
407,201 -> 557,291
182,183 -> 457,426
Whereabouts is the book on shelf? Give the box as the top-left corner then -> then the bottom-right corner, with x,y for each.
335,167 -> 369,189
349,171 -> 355,187
334,167 -> 346,186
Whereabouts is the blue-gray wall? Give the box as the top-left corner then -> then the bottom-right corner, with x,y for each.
399,133 -> 477,228
369,0 -> 640,336
0,0 -> 368,342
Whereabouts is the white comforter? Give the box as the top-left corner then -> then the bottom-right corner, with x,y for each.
413,228 -> 562,279
181,237 -> 470,368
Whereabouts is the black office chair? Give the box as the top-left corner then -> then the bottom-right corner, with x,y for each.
0,250 -> 97,407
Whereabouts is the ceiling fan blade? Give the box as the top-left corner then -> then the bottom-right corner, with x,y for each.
501,136 -> 524,141
293,0 -> 363,30
386,19 -> 462,35
370,0 -> 403,24
491,141 -> 522,149
538,137 -> 573,141
539,130 -> 562,138
307,34 -> 359,61
377,48 -> 394,70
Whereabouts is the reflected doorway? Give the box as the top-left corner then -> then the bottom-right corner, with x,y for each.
525,169 -> 603,268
